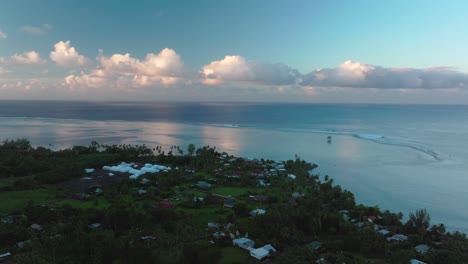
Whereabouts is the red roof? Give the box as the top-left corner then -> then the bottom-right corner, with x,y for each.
159,202 -> 174,208
368,215 -> 377,221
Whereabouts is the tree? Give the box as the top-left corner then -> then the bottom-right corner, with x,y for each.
233,202 -> 249,217
407,208 -> 431,232
187,144 -> 196,156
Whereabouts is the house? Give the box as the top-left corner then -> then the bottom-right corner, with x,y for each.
0,252 -> 12,261
252,195 -> 269,202
140,235 -> 156,241
250,244 -> 277,260
307,241 -> 322,251
0,215 -> 13,224
292,192 -> 304,198
224,200 -> 236,208
368,215 -> 377,222
410,259 -> 427,264
30,223 -> 43,232
415,244 -> 430,254
249,209 -> 266,216
287,174 -> 297,180
250,247 -> 270,260
387,234 -> 408,242
88,223 -> 102,230
377,229 -> 390,236
207,222 -> 222,229
196,181 -> 213,189
193,196 -> 205,203
16,240 -> 31,248
159,202 -> 175,208
233,237 -> 255,250
258,180 -> 266,187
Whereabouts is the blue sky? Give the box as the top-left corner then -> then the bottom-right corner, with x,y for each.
1,0 -> 468,103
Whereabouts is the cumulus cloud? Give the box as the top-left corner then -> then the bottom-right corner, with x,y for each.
302,60 -> 468,89
200,55 -> 301,86
50,41 -> 90,67
64,48 -> 185,89
0,31 -> 7,39
65,69 -> 108,89
98,48 -> 184,76
20,24 -> 52,35
10,51 -> 46,65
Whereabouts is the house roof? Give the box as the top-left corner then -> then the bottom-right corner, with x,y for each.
415,244 -> 430,254
250,209 -> 266,216
250,248 -> 269,259
262,244 -> 276,252
307,241 -> 321,250
224,200 -> 236,207
233,237 -> 253,244
159,201 -> 174,208
387,234 -> 408,241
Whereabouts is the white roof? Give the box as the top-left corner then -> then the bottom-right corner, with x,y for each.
262,244 -> 276,252
233,237 -> 253,244
250,209 -> 266,215
377,229 -> 390,236
415,244 -> 430,253
387,234 -> 408,241
0,252 -> 11,258
410,259 -> 427,264
250,248 -> 269,260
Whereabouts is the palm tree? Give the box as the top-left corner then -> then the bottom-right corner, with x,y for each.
407,208 -> 431,231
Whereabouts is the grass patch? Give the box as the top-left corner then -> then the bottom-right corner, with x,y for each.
219,246 -> 249,264
0,176 -> 35,188
193,171 -> 211,179
212,187 -> 255,196
177,205 -> 230,226
0,188 -> 58,214
187,189 -> 206,197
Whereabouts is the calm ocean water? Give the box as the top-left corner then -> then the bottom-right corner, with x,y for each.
1,100 -> 467,232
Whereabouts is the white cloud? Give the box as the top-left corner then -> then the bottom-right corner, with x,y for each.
50,41 -> 90,67
302,61 -> 468,89
65,48 -> 185,89
19,24 -> 52,35
0,31 -> 7,39
98,48 -> 184,77
65,69 -> 108,89
200,55 -> 301,86
10,51 -> 46,65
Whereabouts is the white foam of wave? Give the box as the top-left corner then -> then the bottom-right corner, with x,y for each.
210,123 -> 241,128
281,128 -> 440,161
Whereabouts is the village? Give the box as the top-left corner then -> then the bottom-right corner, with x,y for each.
0,140 -> 466,263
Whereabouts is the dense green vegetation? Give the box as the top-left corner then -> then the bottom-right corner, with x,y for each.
0,138 -> 467,263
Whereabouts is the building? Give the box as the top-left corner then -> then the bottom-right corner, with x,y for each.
250,244 -> 277,260
249,209 -> 266,216
159,201 -> 175,208
224,200 -> 236,208
233,237 -> 255,250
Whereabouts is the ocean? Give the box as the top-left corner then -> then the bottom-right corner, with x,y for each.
1,100 -> 467,233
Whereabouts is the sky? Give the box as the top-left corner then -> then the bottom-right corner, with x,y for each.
1,0 -> 468,103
